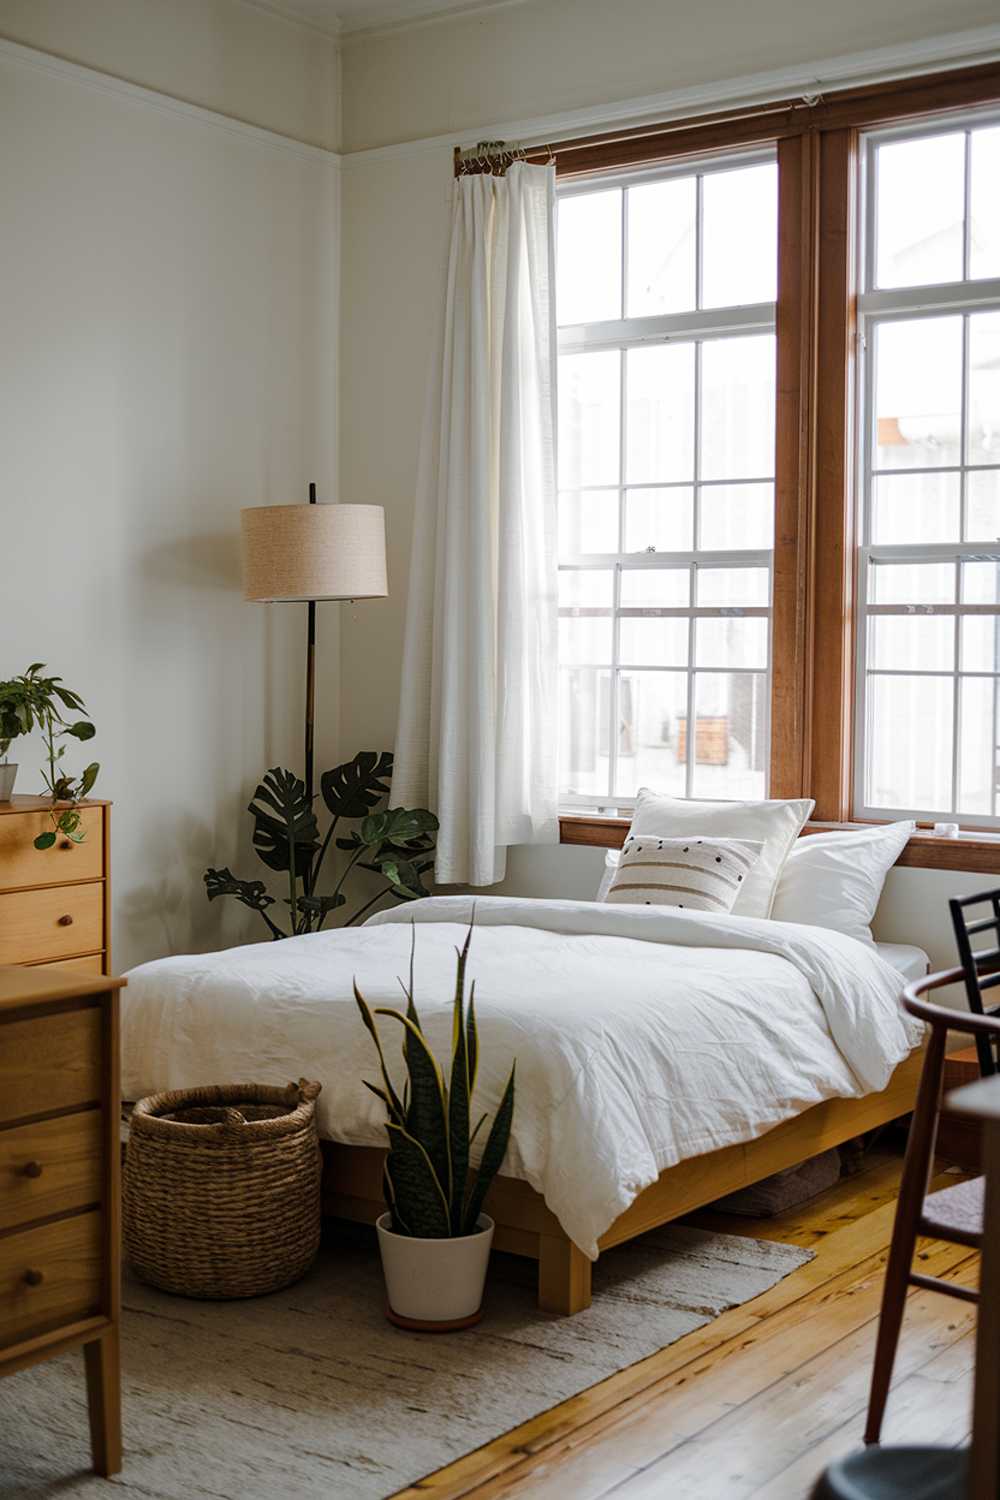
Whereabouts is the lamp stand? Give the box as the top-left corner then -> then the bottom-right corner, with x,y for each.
305,481 -> 317,808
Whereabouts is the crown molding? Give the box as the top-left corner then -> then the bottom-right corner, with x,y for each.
0,35 -> 342,166
340,22 -> 1000,165
340,0 -> 533,44
234,0 -> 344,43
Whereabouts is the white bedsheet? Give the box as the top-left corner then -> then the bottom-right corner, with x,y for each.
122,895 -> 922,1258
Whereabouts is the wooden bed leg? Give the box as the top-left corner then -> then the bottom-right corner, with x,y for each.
538,1232 -> 592,1314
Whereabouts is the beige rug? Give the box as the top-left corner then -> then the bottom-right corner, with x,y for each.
0,1223 -> 812,1499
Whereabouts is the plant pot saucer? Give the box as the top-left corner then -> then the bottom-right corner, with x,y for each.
385,1300 -> 483,1332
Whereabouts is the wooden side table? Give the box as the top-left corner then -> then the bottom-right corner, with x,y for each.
0,962 -> 125,1477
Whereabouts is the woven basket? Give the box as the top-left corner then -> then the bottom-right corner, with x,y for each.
124,1079 -> 323,1299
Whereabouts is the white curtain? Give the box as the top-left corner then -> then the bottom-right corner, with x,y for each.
391,161 -> 559,886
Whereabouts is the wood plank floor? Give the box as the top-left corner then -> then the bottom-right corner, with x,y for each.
398,1147 -> 976,1499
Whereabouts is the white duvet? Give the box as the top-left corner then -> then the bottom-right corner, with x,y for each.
122,895 -> 922,1258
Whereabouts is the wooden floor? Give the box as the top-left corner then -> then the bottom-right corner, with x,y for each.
399,1144 -> 976,1499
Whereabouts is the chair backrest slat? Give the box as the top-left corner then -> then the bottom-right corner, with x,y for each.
948,890 -> 1000,1077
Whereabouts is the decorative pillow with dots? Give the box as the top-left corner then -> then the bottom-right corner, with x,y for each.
603,835 -> 764,915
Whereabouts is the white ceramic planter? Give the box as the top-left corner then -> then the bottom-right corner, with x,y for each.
376,1212 -> 494,1329
0,764 -> 17,802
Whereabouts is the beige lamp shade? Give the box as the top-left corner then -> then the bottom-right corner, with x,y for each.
241,502 -> 387,602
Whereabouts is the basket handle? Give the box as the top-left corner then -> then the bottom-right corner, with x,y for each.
221,1108 -> 248,1135
290,1078 -> 322,1104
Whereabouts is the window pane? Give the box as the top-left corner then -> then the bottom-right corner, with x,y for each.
620,567 -> 690,607
871,472 -> 960,544
619,616 -> 689,667
957,676 -> 998,816
870,561 -> 955,604
869,614 -> 954,672
557,189 -> 621,324
560,668 -> 611,798
691,673 -> 767,799
559,490 -> 618,554
963,560 -> 1000,605
700,335 -> 775,481
961,616 -> 1000,673
696,566 -> 769,607
874,316 -> 962,470
699,483 -> 774,550
625,344 -> 695,484
615,671 -> 687,798
970,126 -> 1000,281
701,163 -> 777,308
560,568 -> 613,607
696,617 -> 768,669
626,176 -> 696,317
967,470 -> 1000,543
559,615 -> 612,665
559,351 -> 620,487
624,487 -> 693,553
875,133 -> 965,289
865,674 -> 954,812
968,312 -> 1000,468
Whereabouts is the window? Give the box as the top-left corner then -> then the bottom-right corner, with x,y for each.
855,114 -> 1000,826
556,153 -> 778,809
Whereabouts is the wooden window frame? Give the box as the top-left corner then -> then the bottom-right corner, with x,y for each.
551,60 -> 1000,871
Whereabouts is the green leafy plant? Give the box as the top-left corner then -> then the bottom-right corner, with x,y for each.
204,750 -> 438,938
355,920 -> 516,1238
0,665 -> 98,848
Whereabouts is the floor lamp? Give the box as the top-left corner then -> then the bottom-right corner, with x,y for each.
240,485 -> 388,805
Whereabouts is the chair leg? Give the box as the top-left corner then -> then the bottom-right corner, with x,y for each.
863,1217 -> 917,1444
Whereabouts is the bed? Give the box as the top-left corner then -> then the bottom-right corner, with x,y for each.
122,894 -> 926,1314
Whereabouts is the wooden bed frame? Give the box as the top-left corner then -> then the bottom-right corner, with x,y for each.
321,1047 -> 924,1314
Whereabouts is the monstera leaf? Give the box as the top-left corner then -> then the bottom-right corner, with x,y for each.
321,750 -> 393,821
248,768 -> 319,876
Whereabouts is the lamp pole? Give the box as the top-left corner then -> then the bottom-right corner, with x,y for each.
305,481 -> 317,808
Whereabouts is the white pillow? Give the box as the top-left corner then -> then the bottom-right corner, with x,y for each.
770,821 -> 915,945
604,835 -> 762,914
628,789 -> 815,919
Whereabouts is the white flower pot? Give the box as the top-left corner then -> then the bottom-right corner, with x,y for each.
0,764 -> 17,802
376,1212 -> 494,1330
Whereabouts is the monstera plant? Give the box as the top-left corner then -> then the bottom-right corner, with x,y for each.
204,750 -> 438,938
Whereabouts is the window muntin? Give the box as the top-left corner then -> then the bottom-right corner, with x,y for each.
556,152 -> 777,810
856,115 -> 1000,826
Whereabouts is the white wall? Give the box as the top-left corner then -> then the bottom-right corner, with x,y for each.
0,45 -> 340,970
0,0 -> 341,150
336,2 -> 1000,955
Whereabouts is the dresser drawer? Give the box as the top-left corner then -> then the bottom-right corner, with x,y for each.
28,953 -> 106,976
0,1210 -> 103,1350
0,1110 -> 103,1232
0,883 -> 104,964
0,807 -> 104,892
0,1005 -> 103,1126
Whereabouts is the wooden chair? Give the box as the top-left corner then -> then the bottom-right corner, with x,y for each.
863,967 -> 995,1447
948,888 -> 1000,1077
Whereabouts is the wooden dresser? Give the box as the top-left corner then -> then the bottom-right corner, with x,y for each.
0,962 -> 124,1476
0,797 -> 111,974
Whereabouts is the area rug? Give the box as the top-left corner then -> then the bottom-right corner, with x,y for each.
0,1223 -> 812,1500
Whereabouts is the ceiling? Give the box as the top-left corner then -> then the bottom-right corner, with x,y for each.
254,0 -> 527,39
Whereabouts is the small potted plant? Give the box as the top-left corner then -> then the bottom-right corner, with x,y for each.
0,665 -> 99,839
0,676 -> 33,801
355,920 -> 515,1330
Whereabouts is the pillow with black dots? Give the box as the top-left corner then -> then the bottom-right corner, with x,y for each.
603,835 -> 764,914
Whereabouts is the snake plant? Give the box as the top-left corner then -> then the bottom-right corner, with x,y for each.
355,920 -> 516,1239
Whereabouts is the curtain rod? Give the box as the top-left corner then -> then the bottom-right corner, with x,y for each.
452,59 -> 1000,177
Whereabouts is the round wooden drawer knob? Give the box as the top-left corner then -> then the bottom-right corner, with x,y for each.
57,914 -> 73,927
23,1269 -> 44,1287
21,1161 -> 43,1179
